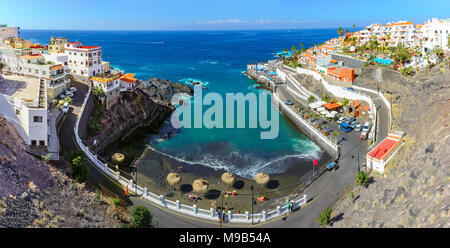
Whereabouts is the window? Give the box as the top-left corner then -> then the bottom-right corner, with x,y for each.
69,52 -> 72,55
33,116 -> 43,123
31,140 -> 37,146
39,140 -> 45,146
16,109 -> 20,115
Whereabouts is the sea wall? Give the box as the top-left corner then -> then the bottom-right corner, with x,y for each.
272,90 -> 339,158
247,66 -> 339,158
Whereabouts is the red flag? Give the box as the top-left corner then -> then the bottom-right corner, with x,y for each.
125,185 -> 129,195
313,158 -> 318,166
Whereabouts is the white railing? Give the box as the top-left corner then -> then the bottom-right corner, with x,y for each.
73,86 -> 308,224
288,66 -> 380,145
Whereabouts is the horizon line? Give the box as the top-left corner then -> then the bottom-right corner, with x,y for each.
18,26 -> 363,32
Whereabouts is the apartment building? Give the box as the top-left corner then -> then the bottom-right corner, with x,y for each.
0,45 -> 69,101
64,42 -> 102,82
119,73 -> 138,91
421,18 -> 450,52
0,25 -> 19,46
1,74 -> 48,147
48,37 -> 68,54
91,72 -> 121,110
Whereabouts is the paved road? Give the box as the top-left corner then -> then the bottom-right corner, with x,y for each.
57,80 -> 132,204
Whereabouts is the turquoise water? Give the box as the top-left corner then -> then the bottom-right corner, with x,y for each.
21,29 -> 338,178
374,57 -> 392,65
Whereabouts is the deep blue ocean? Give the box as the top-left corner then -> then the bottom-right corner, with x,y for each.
21,29 -> 338,178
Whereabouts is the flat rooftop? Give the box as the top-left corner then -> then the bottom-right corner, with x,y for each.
368,137 -> 402,161
0,74 -> 44,108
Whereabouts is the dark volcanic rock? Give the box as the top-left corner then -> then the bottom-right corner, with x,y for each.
85,78 -> 193,154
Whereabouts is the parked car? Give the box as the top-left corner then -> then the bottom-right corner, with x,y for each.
326,161 -> 339,170
347,87 -> 356,92
347,117 -> 356,123
59,93 -> 66,99
362,121 -> 371,132
284,100 -> 294,105
360,131 -> 368,140
66,92 -> 74,98
337,117 -> 348,124
349,120 -> 358,129
340,122 -> 353,133
62,102 -> 70,113
68,87 -> 77,93
354,123 -> 363,131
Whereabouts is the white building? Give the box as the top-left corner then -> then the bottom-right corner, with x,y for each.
0,46 -> 69,101
0,25 -> 19,46
91,73 -> 121,110
366,131 -> 405,173
64,42 -> 102,81
421,18 -> 450,52
1,74 -> 48,147
119,73 -> 138,91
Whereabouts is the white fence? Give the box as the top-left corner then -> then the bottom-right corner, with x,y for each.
73,86 -> 308,224
285,66 -> 379,144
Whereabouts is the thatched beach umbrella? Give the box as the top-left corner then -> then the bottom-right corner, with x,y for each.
112,153 -> 125,163
192,179 -> 209,193
167,172 -> 181,191
221,172 -> 235,188
254,171 -> 270,187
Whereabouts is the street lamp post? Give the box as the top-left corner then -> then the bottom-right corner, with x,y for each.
220,192 -> 224,228
250,185 -> 254,225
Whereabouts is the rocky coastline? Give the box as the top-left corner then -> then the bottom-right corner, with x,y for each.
83,78 -> 193,163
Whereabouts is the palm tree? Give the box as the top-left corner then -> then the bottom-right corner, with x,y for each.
291,45 -> 297,52
352,24 -> 356,32
337,27 -> 344,36
432,45 -> 444,64
93,85 -> 105,97
412,45 -> 422,71
392,44 -> 412,68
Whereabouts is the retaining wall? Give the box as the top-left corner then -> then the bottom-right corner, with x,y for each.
272,91 -> 339,158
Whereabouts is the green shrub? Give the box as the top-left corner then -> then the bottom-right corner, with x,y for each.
401,66 -> 413,76
317,208 -> 333,226
355,170 -> 370,187
69,150 -> 89,182
87,120 -> 102,135
131,206 -> 153,228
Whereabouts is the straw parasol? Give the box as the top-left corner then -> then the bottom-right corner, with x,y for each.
254,171 -> 270,186
112,153 -> 125,163
221,172 -> 235,188
192,179 -> 209,193
166,172 -> 181,187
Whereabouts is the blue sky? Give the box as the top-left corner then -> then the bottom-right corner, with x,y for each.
0,0 -> 449,30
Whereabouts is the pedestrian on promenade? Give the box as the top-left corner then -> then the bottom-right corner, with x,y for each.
217,209 -> 221,222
